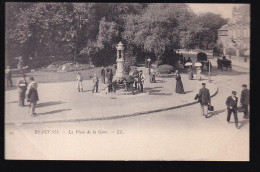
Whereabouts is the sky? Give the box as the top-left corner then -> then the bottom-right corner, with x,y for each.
187,4 -> 248,19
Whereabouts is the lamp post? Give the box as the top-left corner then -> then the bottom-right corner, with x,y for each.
115,41 -> 125,81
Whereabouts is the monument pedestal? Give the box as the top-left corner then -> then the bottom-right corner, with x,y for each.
115,58 -> 125,81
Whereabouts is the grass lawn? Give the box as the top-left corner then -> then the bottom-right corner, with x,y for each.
8,67 -> 115,86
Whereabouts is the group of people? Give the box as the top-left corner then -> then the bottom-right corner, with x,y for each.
217,55 -> 230,70
16,75 -> 39,116
195,83 -> 249,129
225,84 -> 250,129
76,72 -> 99,93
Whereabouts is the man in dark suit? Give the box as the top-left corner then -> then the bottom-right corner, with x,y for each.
198,83 -> 211,118
101,67 -> 106,84
226,91 -> 239,129
240,84 -> 249,119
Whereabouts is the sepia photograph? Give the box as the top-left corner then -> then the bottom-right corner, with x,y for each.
4,2 -> 250,160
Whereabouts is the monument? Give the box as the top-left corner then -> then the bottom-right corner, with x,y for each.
114,41 -> 125,81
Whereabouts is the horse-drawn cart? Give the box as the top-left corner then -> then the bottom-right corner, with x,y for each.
217,58 -> 232,71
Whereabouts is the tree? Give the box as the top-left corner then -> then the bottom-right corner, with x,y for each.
123,4 -> 193,60
181,13 -> 227,49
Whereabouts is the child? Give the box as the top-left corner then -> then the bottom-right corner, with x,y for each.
26,77 -> 39,116
76,72 -> 83,92
92,73 -> 99,93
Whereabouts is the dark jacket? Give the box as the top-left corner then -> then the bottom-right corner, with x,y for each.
226,96 -> 238,110
240,89 -> 249,105
16,78 -> 27,93
198,88 -> 210,104
101,69 -> 105,76
107,72 -> 113,84
27,86 -> 39,103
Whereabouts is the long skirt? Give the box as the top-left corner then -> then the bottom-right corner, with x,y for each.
187,70 -> 193,80
176,80 -> 185,94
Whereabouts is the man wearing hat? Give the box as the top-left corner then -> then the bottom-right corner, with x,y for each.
16,74 -> 27,107
26,76 -> 39,116
132,68 -> 139,89
198,83 -> 211,118
138,70 -> 145,92
226,91 -> 239,129
240,84 -> 249,119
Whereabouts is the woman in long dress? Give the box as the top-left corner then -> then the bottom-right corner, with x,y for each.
187,66 -> 193,80
175,70 -> 185,94
196,66 -> 202,80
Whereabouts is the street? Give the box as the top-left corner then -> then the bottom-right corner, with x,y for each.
5,61 -> 250,161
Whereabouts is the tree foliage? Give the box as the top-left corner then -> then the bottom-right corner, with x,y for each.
6,3 -> 227,68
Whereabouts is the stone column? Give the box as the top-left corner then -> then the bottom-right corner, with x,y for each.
115,42 -> 125,81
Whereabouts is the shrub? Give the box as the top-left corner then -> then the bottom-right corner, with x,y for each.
156,64 -> 175,74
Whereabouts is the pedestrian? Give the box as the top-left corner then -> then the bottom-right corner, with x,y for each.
183,57 -> 186,65
106,70 -> 113,92
187,66 -> 193,80
186,57 -> 192,63
217,57 -> 221,70
101,66 -> 106,84
123,75 -> 135,95
138,70 -> 145,92
198,83 -> 211,118
108,65 -> 113,74
226,91 -> 239,129
16,74 -> 27,107
76,72 -> 83,92
240,84 -> 249,119
26,77 -> 39,116
132,68 -> 139,89
150,67 -> 156,83
196,66 -> 202,80
175,70 -> 185,94
147,57 -> 152,69
92,73 -> 99,93
5,66 -> 13,87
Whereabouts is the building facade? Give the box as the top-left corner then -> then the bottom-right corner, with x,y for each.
218,5 -> 250,56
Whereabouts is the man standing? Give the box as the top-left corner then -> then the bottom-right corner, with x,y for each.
240,84 -> 249,119
226,91 -> 239,129
106,69 -> 112,93
138,70 -> 145,92
26,77 -> 39,116
101,67 -> 106,84
150,67 -> 156,83
6,66 -> 13,87
198,83 -> 211,118
132,68 -> 139,89
76,72 -> 83,92
92,74 -> 99,93
147,57 -> 151,69
16,74 -> 27,107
